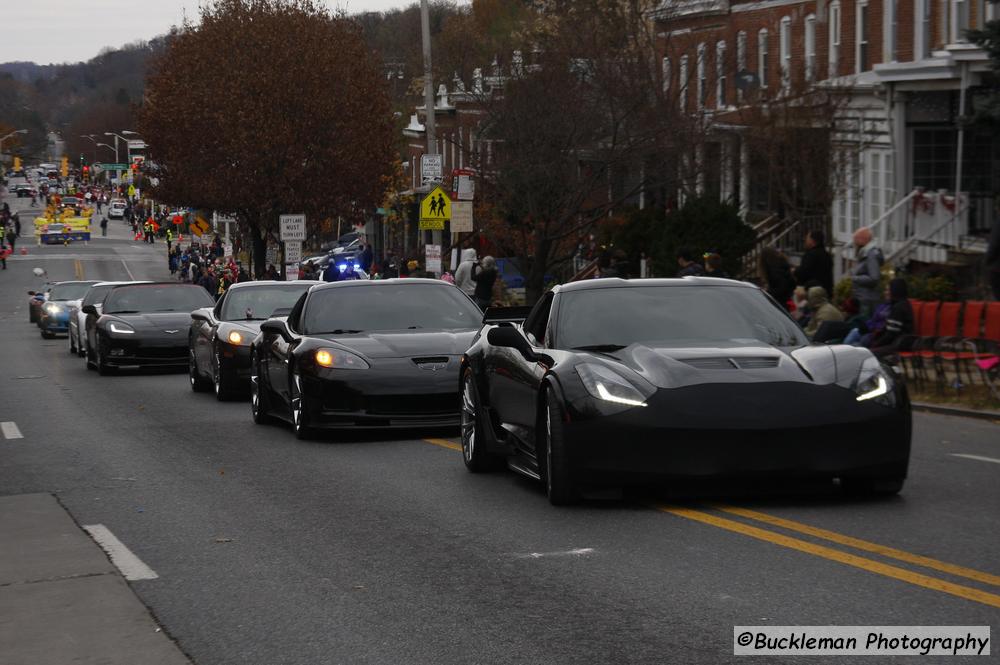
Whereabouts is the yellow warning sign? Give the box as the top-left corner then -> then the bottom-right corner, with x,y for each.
191,215 -> 211,237
419,186 -> 451,230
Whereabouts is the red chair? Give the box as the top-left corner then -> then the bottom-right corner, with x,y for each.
935,301 -> 984,389
965,303 -> 1000,400
899,301 -> 938,386
922,302 -> 961,391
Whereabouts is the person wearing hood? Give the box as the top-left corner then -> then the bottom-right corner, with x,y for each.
794,230 -> 834,297
867,278 -> 914,358
454,248 -> 478,296
803,286 -> 844,340
850,227 -> 884,318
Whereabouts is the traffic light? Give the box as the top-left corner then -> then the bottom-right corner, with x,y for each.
82,165 -> 89,182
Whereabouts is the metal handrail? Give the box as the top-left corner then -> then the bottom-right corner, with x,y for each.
886,201 -> 970,265
750,214 -> 778,233
769,218 -> 801,247
869,188 -> 921,235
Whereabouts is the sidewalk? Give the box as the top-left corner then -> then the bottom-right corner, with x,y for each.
0,494 -> 190,665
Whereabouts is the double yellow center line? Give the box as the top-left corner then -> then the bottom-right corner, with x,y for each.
74,258 -> 84,281
422,437 -> 1000,609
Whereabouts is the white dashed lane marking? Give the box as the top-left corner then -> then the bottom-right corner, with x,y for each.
82,524 -> 159,581
950,453 -> 1000,465
1,422 -> 23,439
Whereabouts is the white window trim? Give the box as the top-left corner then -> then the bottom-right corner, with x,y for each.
941,0 -> 951,45
856,0 -> 869,74
662,56 -> 670,93
828,1 -> 841,78
736,31 -> 747,100
779,16 -> 792,89
952,0 -> 970,42
805,14 -> 817,81
716,40 -> 727,109
914,0 -> 931,59
758,29 -> 769,89
679,54 -> 689,111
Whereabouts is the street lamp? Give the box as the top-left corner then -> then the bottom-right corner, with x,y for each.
0,129 -> 28,160
80,134 -> 99,165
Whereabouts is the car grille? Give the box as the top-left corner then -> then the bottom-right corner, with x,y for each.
681,356 -> 780,370
365,394 -> 457,416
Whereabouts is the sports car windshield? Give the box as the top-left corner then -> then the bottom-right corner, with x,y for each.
105,285 -> 214,314
303,284 -> 482,334
49,282 -> 96,301
557,285 -> 808,349
220,284 -> 312,321
82,285 -> 115,307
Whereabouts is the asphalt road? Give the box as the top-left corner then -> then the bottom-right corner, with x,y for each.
1,186 -> 998,664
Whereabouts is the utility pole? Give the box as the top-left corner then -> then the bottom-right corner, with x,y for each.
420,0 -> 441,253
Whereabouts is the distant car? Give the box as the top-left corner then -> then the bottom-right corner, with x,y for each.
108,200 -> 127,219
60,196 -> 81,210
249,279 -> 482,438
14,184 -> 36,198
188,280 -> 321,400
68,281 -> 148,356
37,281 -> 99,339
83,283 -> 215,375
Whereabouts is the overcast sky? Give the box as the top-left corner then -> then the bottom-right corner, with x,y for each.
2,0 -> 425,65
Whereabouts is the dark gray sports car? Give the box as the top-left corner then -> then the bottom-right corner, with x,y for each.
249,279 -> 482,439
461,278 -> 912,505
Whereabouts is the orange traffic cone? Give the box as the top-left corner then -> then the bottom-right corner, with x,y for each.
19,248 -> 27,255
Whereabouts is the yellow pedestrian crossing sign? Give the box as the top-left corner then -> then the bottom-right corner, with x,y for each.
419,186 -> 450,230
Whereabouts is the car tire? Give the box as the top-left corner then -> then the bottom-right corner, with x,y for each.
249,350 -> 275,425
460,367 -> 502,472
85,343 -> 96,370
213,345 -> 236,401
96,345 -> 115,376
40,329 -> 53,339
290,367 -> 314,441
69,332 -> 77,354
543,386 -> 579,506
841,476 -> 905,497
77,332 -> 87,357
189,347 -> 211,392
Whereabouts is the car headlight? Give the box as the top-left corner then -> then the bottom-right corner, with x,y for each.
576,363 -> 650,408
227,330 -> 248,345
315,348 -> 369,369
44,303 -> 63,314
109,322 -> 136,335
855,356 -> 895,406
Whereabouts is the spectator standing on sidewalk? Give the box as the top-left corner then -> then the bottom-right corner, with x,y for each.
471,255 -> 498,310
759,247 -> 795,309
794,230 -> 834,297
676,248 -> 705,277
849,228 -> 884,318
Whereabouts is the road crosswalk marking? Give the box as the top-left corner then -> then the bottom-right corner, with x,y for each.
1,422 -> 23,439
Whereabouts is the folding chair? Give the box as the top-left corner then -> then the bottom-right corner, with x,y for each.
935,301 -> 984,391
899,300 -> 936,387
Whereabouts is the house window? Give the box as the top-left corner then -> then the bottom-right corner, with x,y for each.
779,17 -> 792,89
856,1 -> 870,73
953,0 -> 970,42
829,1 -> 841,77
736,31 -> 747,101
679,55 -> 689,111
941,0 -> 950,45
805,15 -> 817,81
758,29 -> 769,89
868,151 -> 895,234
716,41 -> 727,108
884,0 -> 898,62
662,56 -> 670,93
697,43 -> 707,109
916,0 -> 932,58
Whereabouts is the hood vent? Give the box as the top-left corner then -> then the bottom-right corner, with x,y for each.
680,356 -> 780,370
413,356 -> 449,365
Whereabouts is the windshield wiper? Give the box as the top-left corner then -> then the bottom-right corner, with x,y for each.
154,308 -> 178,312
324,329 -> 364,334
108,310 -> 140,314
572,344 -> 628,352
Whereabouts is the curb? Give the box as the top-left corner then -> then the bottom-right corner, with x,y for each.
912,401 -> 1000,422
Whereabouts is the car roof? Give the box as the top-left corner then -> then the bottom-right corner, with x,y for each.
92,280 -> 151,287
52,280 -> 101,286
226,280 -> 324,291
553,276 -> 756,294
308,278 -> 452,294
108,282 -> 206,290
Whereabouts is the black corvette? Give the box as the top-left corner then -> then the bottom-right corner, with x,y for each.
84,283 -> 215,375
189,280 -> 321,399
250,279 -> 483,438
461,278 -> 912,505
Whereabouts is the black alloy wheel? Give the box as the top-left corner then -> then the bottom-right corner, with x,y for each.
96,342 -> 115,376
543,386 -> 578,506
213,344 -> 235,401
249,350 -> 274,425
189,347 -> 211,392
289,367 -> 313,440
460,368 -> 501,472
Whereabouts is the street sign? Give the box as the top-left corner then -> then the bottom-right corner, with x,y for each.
127,139 -> 147,150
419,186 -> 451,231
450,201 -> 473,233
284,240 -> 302,264
192,216 -> 211,237
421,154 -> 442,183
285,266 -> 300,281
97,163 -> 129,170
280,214 -> 306,241
224,242 -> 234,258
452,169 -> 475,200
425,244 -> 442,274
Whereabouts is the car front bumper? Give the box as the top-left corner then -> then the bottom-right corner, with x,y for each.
562,382 -> 911,483
102,336 -> 188,367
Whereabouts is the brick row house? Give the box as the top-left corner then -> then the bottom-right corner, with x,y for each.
654,0 -> 997,268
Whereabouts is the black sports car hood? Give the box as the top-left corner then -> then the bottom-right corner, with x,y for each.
109,312 -> 196,331
586,341 -> 860,390
313,329 -> 477,359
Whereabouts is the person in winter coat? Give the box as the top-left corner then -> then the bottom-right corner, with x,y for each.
759,247 -> 795,308
703,252 -> 729,278
454,248 -> 478,296
794,230 -> 834,297
803,286 -> 844,340
867,278 -> 914,358
676,247 -> 705,277
471,255 -> 498,310
850,227 -> 884,318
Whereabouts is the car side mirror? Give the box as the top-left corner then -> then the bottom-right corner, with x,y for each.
260,318 -> 292,342
82,305 -> 97,315
190,308 -> 212,323
487,326 -> 550,364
